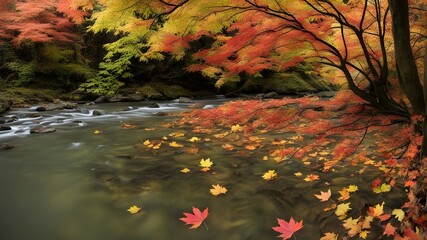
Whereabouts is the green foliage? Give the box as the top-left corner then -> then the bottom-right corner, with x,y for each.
42,45 -> 75,63
5,61 -> 36,86
78,32 -> 150,96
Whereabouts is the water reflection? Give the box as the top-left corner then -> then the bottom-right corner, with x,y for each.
0,100 -> 406,240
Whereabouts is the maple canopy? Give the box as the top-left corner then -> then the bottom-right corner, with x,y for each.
86,0 -> 425,114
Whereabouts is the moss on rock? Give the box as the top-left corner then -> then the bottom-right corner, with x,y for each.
239,72 -> 332,94
136,85 -> 165,100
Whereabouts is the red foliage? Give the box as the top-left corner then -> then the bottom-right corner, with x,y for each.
0,0 -> 87,44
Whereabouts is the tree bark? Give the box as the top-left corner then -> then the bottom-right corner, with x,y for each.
421,47 -> 427,158
388,0 -> 425,115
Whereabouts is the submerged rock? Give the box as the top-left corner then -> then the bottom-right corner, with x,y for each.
0,116 -> 18,124
0,126 -> 12,131
0,143 -> 14,151
178,97 -> 192,103
30,126 -> 56,134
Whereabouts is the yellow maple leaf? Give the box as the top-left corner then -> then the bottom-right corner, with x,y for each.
346,185 -> 359,192
335,203 -> 351,218
169,141 -> 184,147
294,172 -> 302,176
373,183 -> 391,193
262,156 -> 268,161
320,232 -> 338,240
162,136 -> 168,140
230,124 -> 242,132
127,205 -> 141,214
210,184 -> 227,196
152,143 -> 162,149
359,230 -> 369,239
180,168 -> 190,173
188,137 -> 201,142
343,217 -> 361,237
143,140 -> 151,145
94,130 -> 102,134
368,202 -> 384,217
392,209 -> 405,222
262,170 -> 277,181
169,132 -> 185,137
199,158 -> 213,168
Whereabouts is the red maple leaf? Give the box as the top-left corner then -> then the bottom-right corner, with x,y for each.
179,207 -> 208,229
272,217 -> 303,240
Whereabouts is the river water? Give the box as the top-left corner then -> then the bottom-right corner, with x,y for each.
0,99 -> 406,240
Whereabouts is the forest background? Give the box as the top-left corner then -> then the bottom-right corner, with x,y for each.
0,0 -> 426,239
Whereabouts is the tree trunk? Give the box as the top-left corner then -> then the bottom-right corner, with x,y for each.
421,47 -> 427,158
388,0 -> 425,115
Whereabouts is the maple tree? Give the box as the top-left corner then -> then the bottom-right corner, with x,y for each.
0,0 -> 90,45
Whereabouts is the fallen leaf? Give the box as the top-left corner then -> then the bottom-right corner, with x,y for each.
294,172 -> 302,177
199,158 -> 213,168
262,170 -> 277,181
143,140 -> 151,145
188,137 -> 201,142
346,185 -> 359,192
180,207 -> 208,229
231,124 -> 242,132
144,127 -> 155,131
392,208 -> 405,222
335,203 -> 351,218
94,130 -> 102,134
169,132 -> 185,137
127,205 -> 141,214
152,143 -> 162,149
263,156 -> 269,161
383,223 -> 396,236
303,174 -> 319,182
338,190 -> 350,201
324,203 -> 337,212
373,183 -> 391,193
222,144 -> 234,151
272,217 -> 303,240
314,189 -> 332,202
169,141 -> 184,147
368,202 -> 384,218
121,123 -> 136,129
210,184 -> 227,196
245,145 -> 257,150
342,217 -> 361,237
181,168 -> 190,173
320,232 -> 338,240
359,230 -> 369,239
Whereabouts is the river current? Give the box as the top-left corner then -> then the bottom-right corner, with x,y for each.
0,98 -> 406,240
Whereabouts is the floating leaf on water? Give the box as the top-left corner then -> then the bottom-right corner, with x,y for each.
373,183 -> 391,194
262,170 -> 277,181
94,130 -> 102,134
127,205 -> 141,214
314,189 -> 331,202
230,124 -> 242,133
180,168 -> 190,173
199,158 -> 213,168
169,141 -> 184,148
210,184 -> 227,196
272,217 -> 303,240
179,207 -> 208,229
303,174 -> 319,182
188,137 -> 201,142
392,209 -> 405,222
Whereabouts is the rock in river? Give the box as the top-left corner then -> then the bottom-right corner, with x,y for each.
30,126 -> 56,134
0,143 -> 14,151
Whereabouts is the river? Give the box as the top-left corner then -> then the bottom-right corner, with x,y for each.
0,98 -> 406,240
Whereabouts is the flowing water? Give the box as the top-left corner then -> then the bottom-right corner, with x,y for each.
0,99 -> 406,240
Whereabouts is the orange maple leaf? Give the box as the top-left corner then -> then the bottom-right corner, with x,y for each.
272,217 -> 303,240
314,189 -> 332,202
180,207 -> 208,229
383,223 -> 396,237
